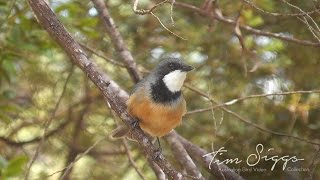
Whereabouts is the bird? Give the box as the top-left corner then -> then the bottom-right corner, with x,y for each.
111,57 -> 194,142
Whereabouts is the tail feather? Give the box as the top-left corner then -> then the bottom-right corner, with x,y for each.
110,125 -> 130,139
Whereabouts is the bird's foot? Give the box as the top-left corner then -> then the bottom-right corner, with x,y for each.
130,118 -> 139,128
152,147 -> 163,160
152,137 -> 162,160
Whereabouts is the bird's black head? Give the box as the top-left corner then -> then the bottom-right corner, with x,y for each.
153,58 -> 194,78
150,58 -> 193,104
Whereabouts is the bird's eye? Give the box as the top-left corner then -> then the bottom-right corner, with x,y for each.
168,63 -> 174,69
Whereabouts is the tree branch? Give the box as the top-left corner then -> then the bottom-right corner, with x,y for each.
27,0 -> 184,179
174,1 -> 320,47
91,0 -> 141,83
185,84 -> 320,146
165,132 -> 205,180
175,132 -> 244,180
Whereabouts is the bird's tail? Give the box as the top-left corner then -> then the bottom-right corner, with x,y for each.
110,125 -> 130,139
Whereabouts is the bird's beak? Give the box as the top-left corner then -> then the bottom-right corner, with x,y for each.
181,64 -> 194,72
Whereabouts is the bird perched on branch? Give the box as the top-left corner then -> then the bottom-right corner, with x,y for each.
111,58 -> 193,143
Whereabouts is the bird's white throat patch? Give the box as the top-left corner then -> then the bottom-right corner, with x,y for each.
163,70 -> 187,92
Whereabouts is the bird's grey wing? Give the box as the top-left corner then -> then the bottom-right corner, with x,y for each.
130,76 -> 149,95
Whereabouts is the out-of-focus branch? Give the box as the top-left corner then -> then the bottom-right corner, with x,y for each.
146,157 -> 167,180
79,42 -> 126,68
60,84 -> 91,180
25,66 -> 74,180
174,1 -> 320,47
185,84 -> 320,146
133,0 -> 169,15
165,132 -> 205,180
91,0 -> 141,83
27,0 -> 184,179
0,119 -> 70,146
51,137 -> 105,179
186,89 -> 320,115
175,132 -> 244,180
132,0 -> 187,40
242,0 -> 320,17
122,139 -> 146,180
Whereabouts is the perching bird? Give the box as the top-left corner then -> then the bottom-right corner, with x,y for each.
111,58 -> 193,140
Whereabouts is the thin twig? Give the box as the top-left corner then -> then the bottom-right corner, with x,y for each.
185,84 -> 320,146
242,0 -> 320,17
297,16 -> 320,42
150,12 -> 187,40
79,42 -> 126,67
170,0 -> 175,26
24,66 -> 74,180
92,0 -> 141,82
186,89 -> 320,115
281,0 -> 320,34
133,0 -> 169,15
49,137 -> 105,178
174,1 -> 320,47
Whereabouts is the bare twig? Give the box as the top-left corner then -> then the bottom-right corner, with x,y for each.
186,89 -> 320,115
174,1 -> 320,47
79,42 -> 126,67
297,16 -> 320,42
185,84 -> 320,146
170,0 -> 175,26
0,119 -> 70,146
60,85 -> 91,179
281,0 -> 320,34
133,0 -> 169,15
91,0 -> 141,83
242,0 -> 320,17
24,66 -> 74,180
150,12 -> 187,40
132,0 -> 186,40
50,137 -> 105,178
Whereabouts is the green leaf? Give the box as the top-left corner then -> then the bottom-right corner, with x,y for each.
243,9 -> 264,27
264,39 -> 285,52
2,155 -> 28,177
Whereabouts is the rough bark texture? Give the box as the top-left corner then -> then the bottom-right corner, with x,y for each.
27,0 -> 246,179
27,0 -> 182,179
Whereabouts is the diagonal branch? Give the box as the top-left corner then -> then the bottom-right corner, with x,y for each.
165,132 -> 205,180
91,0 -> 141,83
27,0 -> 184,179
185,84 -> 320,146
175,132 -> 244,180
174,1 -> 320,47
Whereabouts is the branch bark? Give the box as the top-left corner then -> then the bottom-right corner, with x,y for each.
176,132 -> 245,180
165,132 -> 205,180
91,0 -> 142,83
27,0 -> 183,179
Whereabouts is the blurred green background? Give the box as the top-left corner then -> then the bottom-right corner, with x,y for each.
0,0 -> 319,179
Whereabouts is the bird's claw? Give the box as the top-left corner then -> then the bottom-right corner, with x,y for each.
152,148 -> 163,160
130,118 -> 139,128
